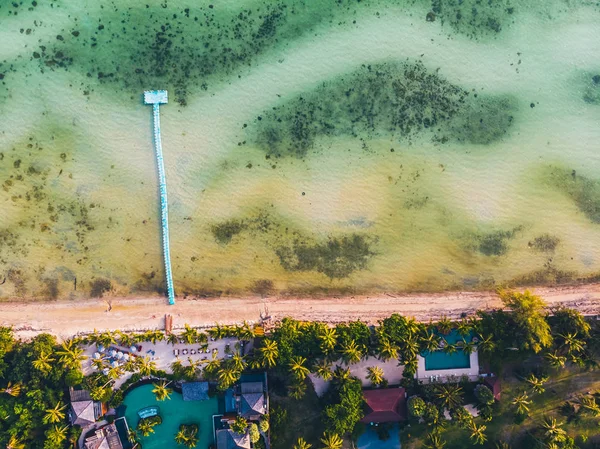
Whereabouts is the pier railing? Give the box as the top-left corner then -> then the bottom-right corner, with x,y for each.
144,90 -> 175,305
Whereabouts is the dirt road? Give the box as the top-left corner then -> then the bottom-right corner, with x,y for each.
1,284 -> 599,340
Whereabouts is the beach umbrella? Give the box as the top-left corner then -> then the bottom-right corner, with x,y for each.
102,368 -> 109,375
97,344 -> 105,352
111,361 -> 119,368
117,351 -> 124,359
109,349 -> 117,357
93,352 -> 101,359
130,345 -> 137,353
123,353 -> 130,361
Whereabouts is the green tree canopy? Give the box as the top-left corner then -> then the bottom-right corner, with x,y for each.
499,290 -> 553,353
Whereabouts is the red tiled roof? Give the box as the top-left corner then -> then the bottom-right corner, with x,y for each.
360,388 -> 407,423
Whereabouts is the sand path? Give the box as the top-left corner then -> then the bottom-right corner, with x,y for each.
1,284 -> 599,340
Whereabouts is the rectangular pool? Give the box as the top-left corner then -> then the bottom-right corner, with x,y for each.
423,330 -> 471,371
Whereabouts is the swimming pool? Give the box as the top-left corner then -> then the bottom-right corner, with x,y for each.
423,330 -> 471,371
357,424 -> 401,449
121,384 -> 219,449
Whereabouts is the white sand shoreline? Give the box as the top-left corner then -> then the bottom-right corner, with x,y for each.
1,283 -> 599,341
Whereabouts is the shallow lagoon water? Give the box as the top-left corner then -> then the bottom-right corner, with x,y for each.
1,0 -> 600,299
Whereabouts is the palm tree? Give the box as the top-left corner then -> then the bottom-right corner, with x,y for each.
420,332 -> 440,353
181,324 -> 199,344
175,429 -> 187,445
436,384 -> 464,410
230,353 -> 246,372
320,433 -> 343,449
43,402 -> 67,424
167,333 -> 179,346
461,339 -> 476,355
56,340 -> 87,369
403,338 -> 421,360
333,366 -> 351,381
558,332 -> 585,355
204,356 -> 221,377
578,395 -> 600,417
183,433 -> 198,448
33,350 -> 55,374
457,319 -> 472,336
404,358 -> 418,377
152,381 -> 172,401
423,433 -> 446,449
366,366 -> 385,386
314,360 -> 333,381
511,392 -> 531,415
289,356 -> 310,381
92,358 -> 106,371
230,416 -> 248,434
136,356 -> 157,377
259,339 -> 279,368
467,421 -> 487,445
2,382 -> 22,397
377,338 -> 398,361
341,340 -> 362,364
442,343 -> 457,355
293,437 -> 312,449
47,425 -> 69,446
98,331 -> 117,347
494,442 -> 511,449
138,421 -> 155,437
540,417 -> 567,443
90,386 -> 109,402
477,334 -> 495,354
116,330 -> 135,347
207,324 -> 225,340
107,365 -> 125,381
128,429 -> 141,449
217,367 -> 239,390
6,436 -> 25,449
545,351 -> 567,369
436,316 -> 453,334
183,357 -> 202,380
525,373 -> 548,395
236,321 -> 255,340
319,327 -> 337,353
288,380 -> 307,400
405,317 -> 422,338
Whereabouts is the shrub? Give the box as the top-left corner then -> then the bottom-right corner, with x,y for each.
407,396 -> 426,418
474,384 -> 494,406
249,423 -> 260,443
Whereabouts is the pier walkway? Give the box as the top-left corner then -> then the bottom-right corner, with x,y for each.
144,90 -> 175,305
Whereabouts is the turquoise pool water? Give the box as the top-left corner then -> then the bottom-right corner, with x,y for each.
423,330 -> 471,371
122,384 -> 219,449
357,425 -> 401,449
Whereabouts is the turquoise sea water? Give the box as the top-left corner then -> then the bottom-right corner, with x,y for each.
122,384 -> 219,449
1,0 -> 600,299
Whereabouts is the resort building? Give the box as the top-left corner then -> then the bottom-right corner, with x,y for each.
237,380 -> 267,420
415,330 -> 480,383
83,422 -> 125,449
216,428 -> 252,449
69,388 -> 104,427
360,388 -> 407,424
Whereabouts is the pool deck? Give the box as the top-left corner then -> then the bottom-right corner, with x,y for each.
416,350 -> 479,383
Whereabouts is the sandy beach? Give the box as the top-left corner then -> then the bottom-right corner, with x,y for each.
2,284 -> 599,340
